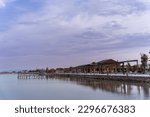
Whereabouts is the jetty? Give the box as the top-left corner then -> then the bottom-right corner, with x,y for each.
17,72 -> 46,79
53,73 -> 150,83
17,72 -> 150,83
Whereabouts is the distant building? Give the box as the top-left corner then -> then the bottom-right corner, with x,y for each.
46,68 -> 56,74
97,59 -> 119,73
70,59 -> 119,74
53,59 -> 139,74
56,68 -> 64,73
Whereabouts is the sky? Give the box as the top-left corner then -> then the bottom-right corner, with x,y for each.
0,0 -> 150,71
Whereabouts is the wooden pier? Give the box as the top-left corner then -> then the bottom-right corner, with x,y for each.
53,73 -> 150,83
17,72 -> 46,79
17,72 -> 150,83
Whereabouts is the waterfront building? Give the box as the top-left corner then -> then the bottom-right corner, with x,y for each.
55,68 -> 64,73
53,59 -> 139,74
97,59 -> 119,74
47,68 -> 56,74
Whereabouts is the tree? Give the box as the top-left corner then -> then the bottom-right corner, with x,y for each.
141,54 -> 148,73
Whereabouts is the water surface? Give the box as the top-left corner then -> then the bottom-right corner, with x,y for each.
0,74 -> 150,100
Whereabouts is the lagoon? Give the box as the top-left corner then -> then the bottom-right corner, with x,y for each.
0,74 -> 150,100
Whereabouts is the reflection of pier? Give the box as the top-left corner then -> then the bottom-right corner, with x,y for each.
17,72 -> 150,97
51,76 -> 150,97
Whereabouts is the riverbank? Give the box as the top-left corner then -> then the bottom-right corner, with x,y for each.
17,72 -> 150,83
0,72 -> 17,75
53,73 -> 150,83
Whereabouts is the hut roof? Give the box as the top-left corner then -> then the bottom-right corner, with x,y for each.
97,59 -> 118,65
56,68 -> 64,70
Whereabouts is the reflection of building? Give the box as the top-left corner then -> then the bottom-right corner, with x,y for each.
51,76 -> 150,97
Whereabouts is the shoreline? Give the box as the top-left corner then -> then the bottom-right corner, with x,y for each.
52,73 -> 150,83
2,72 -> 150,83
0,72 -> 18,75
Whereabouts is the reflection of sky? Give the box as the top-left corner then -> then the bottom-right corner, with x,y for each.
0,0 -> 150,70
0,74 -> 150,99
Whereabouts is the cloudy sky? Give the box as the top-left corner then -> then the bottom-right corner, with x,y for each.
0,0 -> 150,70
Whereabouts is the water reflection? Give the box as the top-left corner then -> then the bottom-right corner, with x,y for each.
54,77 -> 150,97
18,75 -> 150,98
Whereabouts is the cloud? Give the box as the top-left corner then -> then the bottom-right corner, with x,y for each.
0,0 -> 150,70
0,0 -> 6,7
0,0 -> 14,8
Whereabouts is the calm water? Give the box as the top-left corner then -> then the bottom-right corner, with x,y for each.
0,74 -> 150,100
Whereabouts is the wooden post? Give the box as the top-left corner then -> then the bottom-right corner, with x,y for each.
123,62 -> 125,74
136,60 -> 138,73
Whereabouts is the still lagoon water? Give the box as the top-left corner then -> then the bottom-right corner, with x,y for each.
0,74 -> 150,100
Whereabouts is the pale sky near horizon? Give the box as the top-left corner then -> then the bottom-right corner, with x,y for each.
0,0 -> 150,71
